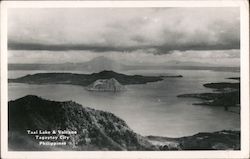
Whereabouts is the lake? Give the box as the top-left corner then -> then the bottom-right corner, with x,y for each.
8,69 -> 240,137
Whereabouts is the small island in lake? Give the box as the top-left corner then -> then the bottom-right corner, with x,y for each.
86,78 -> 126,92
8,70 -> 182,87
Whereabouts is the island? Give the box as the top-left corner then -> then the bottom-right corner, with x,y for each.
8,70 -> 183,87
86,78 -> 126,92
9,95 -> 240,151
177,78 -> 240,112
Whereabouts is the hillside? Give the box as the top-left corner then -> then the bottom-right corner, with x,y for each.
8,95 -> 156,151
147,130 -> 240,150
8,70 -> 166,86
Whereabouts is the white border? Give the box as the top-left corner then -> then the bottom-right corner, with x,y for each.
1,1 -> 249,159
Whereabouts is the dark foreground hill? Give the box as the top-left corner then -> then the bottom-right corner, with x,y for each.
8,95 -> 156,151
8,95 -> 240,151
8,70 -> 169,86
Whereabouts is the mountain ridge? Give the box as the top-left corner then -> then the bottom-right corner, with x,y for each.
8,95 -> 156,151
8,70 -> 168,86
8,56 -> 240,72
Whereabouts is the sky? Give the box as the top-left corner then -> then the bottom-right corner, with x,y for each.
8,8 -> 240,66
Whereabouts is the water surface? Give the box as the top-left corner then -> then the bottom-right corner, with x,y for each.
8,69 -> 240,137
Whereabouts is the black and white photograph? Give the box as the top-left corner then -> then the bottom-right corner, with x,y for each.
1,1 -> 249,159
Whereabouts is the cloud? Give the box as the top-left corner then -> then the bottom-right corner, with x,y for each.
8,7 -> 240,53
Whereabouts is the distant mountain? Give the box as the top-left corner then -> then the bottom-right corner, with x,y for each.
123,65 -> 240,72
8,95 -> 156,150
83,56 -> 124,72
8,56 -> 125,72
9,70 -> 165,86
9,56 -> 240,73
159,60 -> 214,67
86,78 -> 126,92
8,95 -> 240,151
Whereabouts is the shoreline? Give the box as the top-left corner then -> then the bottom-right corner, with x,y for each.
177,78 -> 240,113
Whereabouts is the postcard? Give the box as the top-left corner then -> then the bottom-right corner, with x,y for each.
1,1 -> 249,158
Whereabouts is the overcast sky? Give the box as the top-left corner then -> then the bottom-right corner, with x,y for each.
8,8 -> 240,66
